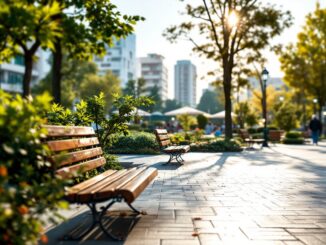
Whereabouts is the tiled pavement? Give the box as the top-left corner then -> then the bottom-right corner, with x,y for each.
46,142 -> 326,245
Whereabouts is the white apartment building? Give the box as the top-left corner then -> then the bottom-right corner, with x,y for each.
0,50 -> 49,93
138,54 -> 168,101
174,60 -> 197,107
94,34 -> 136,87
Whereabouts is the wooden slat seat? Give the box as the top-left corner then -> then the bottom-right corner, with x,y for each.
43,125 -> 158,240
154,129 -> 190,164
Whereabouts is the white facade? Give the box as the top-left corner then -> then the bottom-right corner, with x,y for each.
94,34 -> 136,87
0,50 -> 50,93
138,54 -> 168,101
174,60 -> 197,107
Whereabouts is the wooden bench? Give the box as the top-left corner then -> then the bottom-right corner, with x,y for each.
154,129 -> 190,164
268,130 -> 284,144
239,129 -> 264,148
44,125 -> 158,240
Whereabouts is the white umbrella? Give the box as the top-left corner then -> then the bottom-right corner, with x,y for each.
133,108 -> 151,117
151,111 -> 164,116
209,110 -> 236,119
165,106 -> 211,117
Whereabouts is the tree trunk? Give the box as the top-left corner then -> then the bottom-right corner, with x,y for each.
52,39 -> 62,104
223,61 -> 233,139
22,52 -> 33,97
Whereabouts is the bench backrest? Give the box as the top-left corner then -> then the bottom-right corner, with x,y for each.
44,125 -> 105,179
154,129 -> 171,148
268,130 -> 283,142
239,129 -> 250,139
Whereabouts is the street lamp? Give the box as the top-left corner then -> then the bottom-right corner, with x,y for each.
313,98 -> 318,116
261,68 -> 269,147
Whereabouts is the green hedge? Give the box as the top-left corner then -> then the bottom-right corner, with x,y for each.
106,132 -> 160,154
282,138 -> 305,144
191,140 -> 243,152
285,131 -> 302,139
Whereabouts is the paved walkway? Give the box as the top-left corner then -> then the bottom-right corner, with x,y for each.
46,143 -> 326,245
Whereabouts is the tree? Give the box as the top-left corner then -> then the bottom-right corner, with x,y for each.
164,0 -> 292,138
197,89 -> 223,113
123,78 -> 146,98
33,58 -> 98,107
0,1 -> 62,97
50,0 -> 144,103
274,102 -> 298,131
163,99 -> 181,113
148,85 -> 163,112
234,101 -> 258,128
80,71 -> 121,111
197,114 -> 208,129
278,3 -> 326,120
177,114 -> 197,132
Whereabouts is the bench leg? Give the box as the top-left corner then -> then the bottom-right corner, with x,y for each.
165,152 -> 184,164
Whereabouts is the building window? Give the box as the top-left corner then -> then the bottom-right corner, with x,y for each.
8,72 -> 23,85
0,71 -> 4,84
112,70 -> 120,76
14,55 -> 24,66
111,57 -> 121,62
94,57 -> 103,62
101,63 -> 111,67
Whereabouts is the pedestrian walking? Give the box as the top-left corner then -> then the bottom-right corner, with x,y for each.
309,115 -> 322,145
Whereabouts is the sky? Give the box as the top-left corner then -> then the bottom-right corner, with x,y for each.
111,0 -> 325,101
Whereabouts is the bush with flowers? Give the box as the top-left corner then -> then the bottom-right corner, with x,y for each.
0,91 -> 67,245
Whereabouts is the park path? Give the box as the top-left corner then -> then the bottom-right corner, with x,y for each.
46,143 -> 326,245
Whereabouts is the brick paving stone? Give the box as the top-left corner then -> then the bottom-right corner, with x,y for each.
46,144 -> 326,244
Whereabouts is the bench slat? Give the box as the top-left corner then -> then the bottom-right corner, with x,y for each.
158,135 -> 169,140
117,168 -> 158,203
44,125 -> 96,137
76,169 -> 133,203
160,140 -> 170,147
95,167 -> 146,201
66,169 -> 117,201
51,147 -> 103,166
56,156 -> 106,178
47,137 -> 99,152
155,129 -> 168,135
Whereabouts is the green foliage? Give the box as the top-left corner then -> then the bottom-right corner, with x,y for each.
197,89 -> 223,114
191,140 -> 242,152
177,114 -> 197,132
46,93 -> 154,147
282,138 -> 304,144
278,3 -> 326,120
163,99 -> 181,113
0,90 -> 67,245
107,132 -> 160,154
273,102 -> 298,131
234,102 -> 258,128
285,131 -> 302,139
123,78 -> 146,98
197,115 -> 208,129
170,133 -> 186,145
147,85 -> 163,112
80,71 -> 121,111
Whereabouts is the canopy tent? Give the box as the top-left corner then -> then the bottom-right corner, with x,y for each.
151,111 -> 164,116
133,108 -> 151,117
165,106 -> 211,117
112,108 -> 151,117
209,110 -> 236,119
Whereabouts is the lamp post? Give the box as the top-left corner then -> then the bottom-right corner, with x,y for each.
262,68 -> 269,147
313,98 -> 318,116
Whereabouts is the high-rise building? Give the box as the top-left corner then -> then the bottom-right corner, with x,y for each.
0,50 -> 50,94
138,54 -> 168,101
174,60 -> 197,107
94,34 -> 136,87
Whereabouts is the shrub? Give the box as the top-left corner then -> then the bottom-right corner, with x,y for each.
285,131 -> 302,139
282,138 -> 304,144
170,133 -> 185,144
0,91 -> 67,245
282,131 -> 304,144
197,115 -> 208,129
107,132 -> 160,154
191,140 -> 242,152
